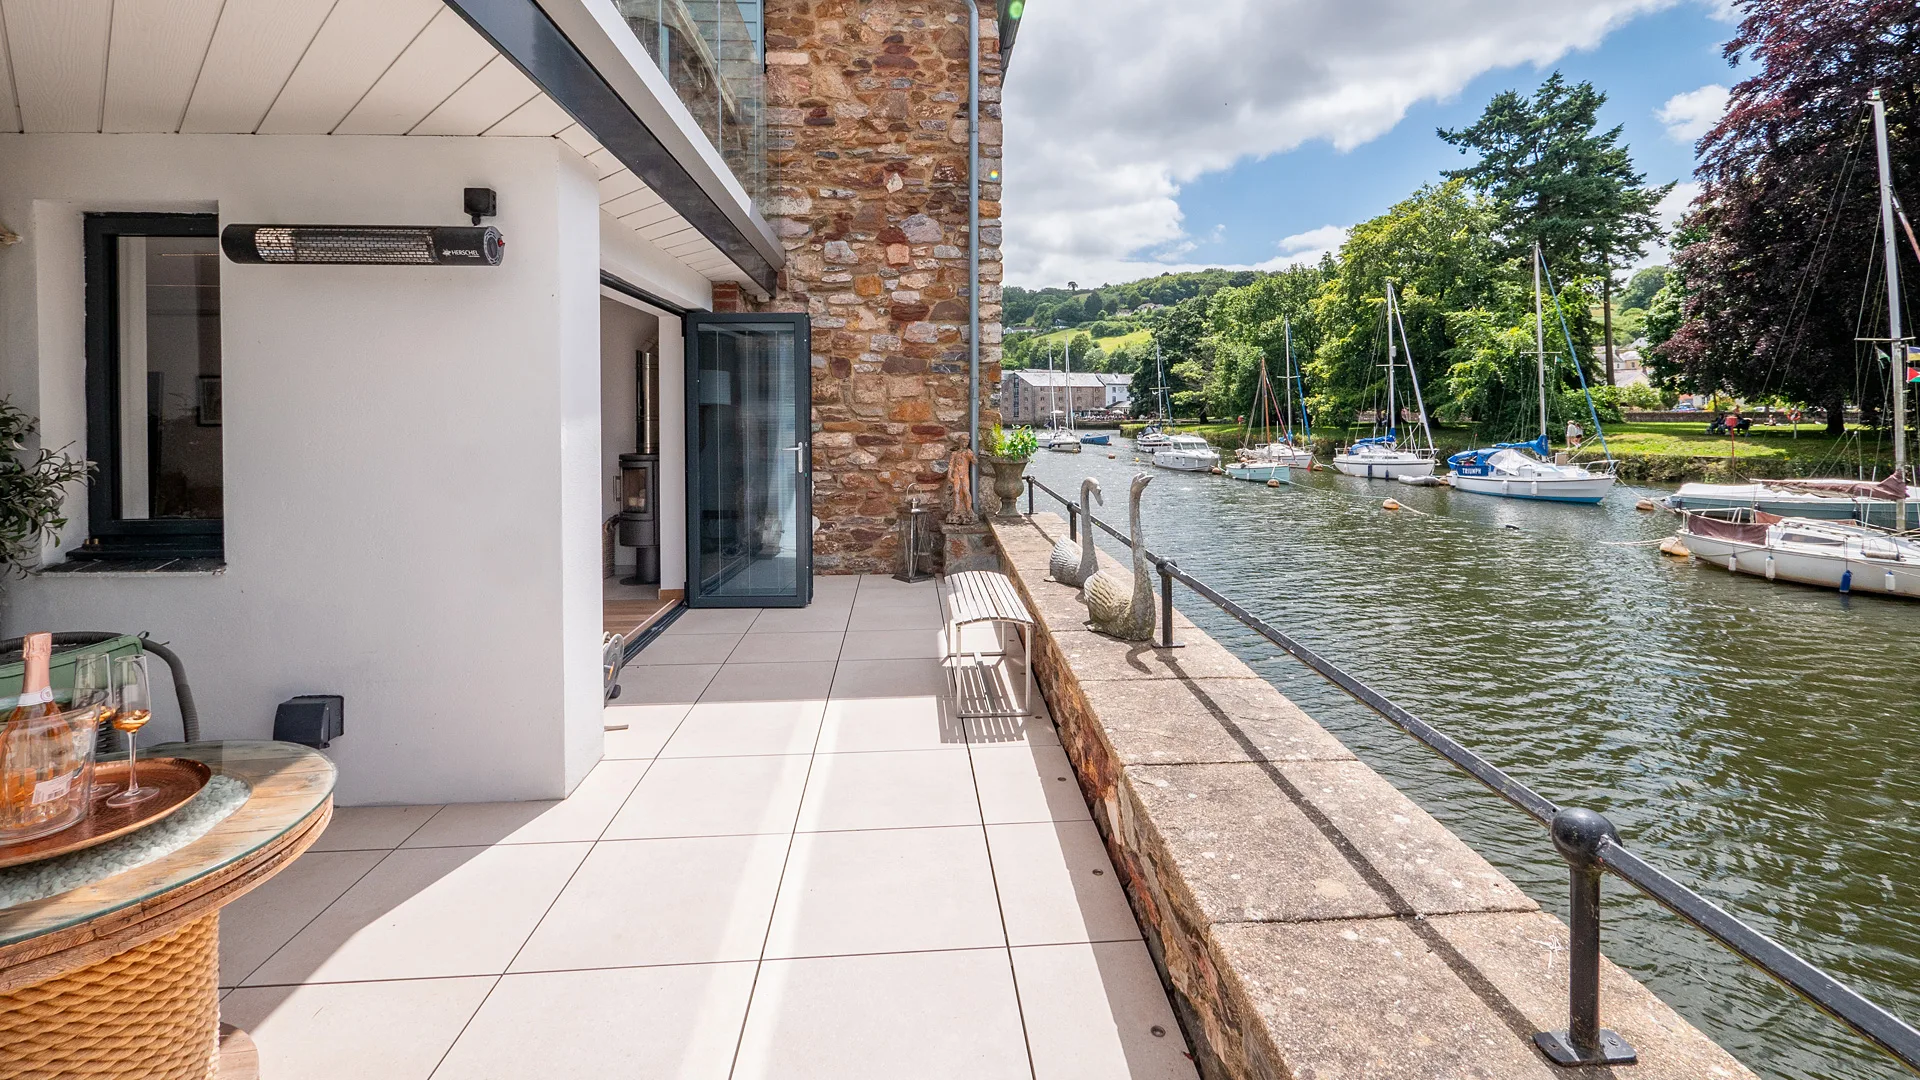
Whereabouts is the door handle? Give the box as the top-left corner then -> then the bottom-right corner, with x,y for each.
790,443 -> 807,474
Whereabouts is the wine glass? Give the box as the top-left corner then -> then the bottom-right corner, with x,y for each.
70,651 -> 111,712
105,655 -> 159,808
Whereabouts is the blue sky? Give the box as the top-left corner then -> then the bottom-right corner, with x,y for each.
1001,0 -> 1748,288
1169,5 -> 1740,275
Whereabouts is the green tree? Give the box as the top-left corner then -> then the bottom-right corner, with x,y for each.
1619,266 -> 1667,310
1308,181 -> 1503,425
1438,72 -> 1671,276
1136,296 -> 1210,418
1204,265 -> 1327,418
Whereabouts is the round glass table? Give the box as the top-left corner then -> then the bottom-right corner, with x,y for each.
0,741 -> 334,1080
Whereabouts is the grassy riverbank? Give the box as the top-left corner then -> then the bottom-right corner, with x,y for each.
1118,419 -> 1899,482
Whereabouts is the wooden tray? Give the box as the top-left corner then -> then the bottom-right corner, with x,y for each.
0,758 -> 213,870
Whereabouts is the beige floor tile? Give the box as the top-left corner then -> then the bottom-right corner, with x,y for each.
660,699 -> 826,758
748,605 -> 853,633
401,760 -> 650,847
854,572 -> 937,593
511,834 -> 790,971
309,805 -> 442,852
618,663 -> 720,704
243,842 -> 590,985
219,849 -> 386,986
1012,941 -> 1198,1080
987,821 -> 1143,946
701,661 -> 838,702
601,702 -> 692,758
729,631 -> 845,664
763,827 -> 1004,958
666,608 -> 761,635
631,633 -> 743,666
794,749 -> 979,832
846,602 -> 945,632
604,754 -> 812,839
811,574 -> 861,600
815,695 -> 964,753
732,950 -> 1030,1080
970,744 -> 1090,824
839,628 -> 944,660
829,657 -> 945,699
221,977 -> 496,1080
433,964 -> 758,1079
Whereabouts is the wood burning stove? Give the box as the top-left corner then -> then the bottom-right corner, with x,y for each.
618,350 -> 661,585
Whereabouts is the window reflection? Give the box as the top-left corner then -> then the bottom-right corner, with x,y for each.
613,0 -> 766,209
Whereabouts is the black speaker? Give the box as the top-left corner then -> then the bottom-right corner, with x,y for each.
274,695 -> 344,748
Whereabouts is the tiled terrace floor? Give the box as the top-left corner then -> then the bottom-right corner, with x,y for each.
217,574 -> 1198,1079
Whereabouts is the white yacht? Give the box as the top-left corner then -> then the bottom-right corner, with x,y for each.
1681,510 -> 1920,598
1153,434 -> 1221,472
1332,283 -> 1437,480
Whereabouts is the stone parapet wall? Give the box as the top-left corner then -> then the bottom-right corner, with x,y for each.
762,0 -> 1004,574
990,512 -> 1756,1080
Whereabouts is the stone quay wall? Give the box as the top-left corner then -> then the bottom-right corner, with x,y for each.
991,511 -> 1756,1080
757,0 -> 1005,574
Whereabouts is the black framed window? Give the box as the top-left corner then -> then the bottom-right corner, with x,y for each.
83,213 -> 224,559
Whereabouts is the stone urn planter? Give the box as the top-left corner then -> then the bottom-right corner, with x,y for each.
983,455 -> 1031,518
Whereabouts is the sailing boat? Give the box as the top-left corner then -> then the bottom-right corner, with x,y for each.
1044,338 -> 1082,453
1136,342 -> 1174,450
1678,88 -> 1920,596
1333,283 -> 1438,479
1228,319 -> 1314,482
1446,244 -> 1618,504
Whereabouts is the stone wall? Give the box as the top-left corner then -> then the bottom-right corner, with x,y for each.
761,0 -> 1004,574
991,512 -> 1758,1080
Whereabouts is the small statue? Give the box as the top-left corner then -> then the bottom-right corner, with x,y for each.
1084,473 -> 1156,641
1048,477 -> 1103,591
945,437 -> 977,525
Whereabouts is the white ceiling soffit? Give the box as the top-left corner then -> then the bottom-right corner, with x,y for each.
0,0 -> 758,289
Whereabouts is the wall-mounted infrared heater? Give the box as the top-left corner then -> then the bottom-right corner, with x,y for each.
220,224 -> 505,266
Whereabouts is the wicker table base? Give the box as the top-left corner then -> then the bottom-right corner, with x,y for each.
0,913 -> 217,1080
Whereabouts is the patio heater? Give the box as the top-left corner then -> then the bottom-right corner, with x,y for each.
618,350 -> 661,585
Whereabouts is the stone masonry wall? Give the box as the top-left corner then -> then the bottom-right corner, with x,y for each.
761,0 -> 1004,574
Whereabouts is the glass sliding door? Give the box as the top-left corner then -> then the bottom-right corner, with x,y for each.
684,312 -> 811,607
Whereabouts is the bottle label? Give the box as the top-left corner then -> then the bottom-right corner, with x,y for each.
31,772 -> 73,806
15,687 -> 52,706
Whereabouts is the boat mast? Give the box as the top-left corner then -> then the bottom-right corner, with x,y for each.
1063,335 -> 1074,434
1047,341 -> 1057,431
1534,241 -> 1548,440
1392,287 -> 1436,452
1385,284 -> 1399,441
1282,318 -> 1295,444
1872,89 -> 1908,529
1154,342 -> 1170,426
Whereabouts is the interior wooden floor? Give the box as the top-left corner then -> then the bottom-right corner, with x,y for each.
605,578 -> 678,642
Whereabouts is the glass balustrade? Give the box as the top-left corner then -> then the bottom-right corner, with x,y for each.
613,0 -> 766,211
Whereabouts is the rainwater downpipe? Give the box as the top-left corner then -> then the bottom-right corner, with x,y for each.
964,0 -> 983,509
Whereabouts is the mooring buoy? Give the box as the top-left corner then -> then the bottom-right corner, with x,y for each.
1636,498 -> 1657,512
1266,478 -> 1281,488
1383,498 -> 1402,511
1658,536 -> 1690,558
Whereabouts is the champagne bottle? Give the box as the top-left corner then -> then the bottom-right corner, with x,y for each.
1,633 -> 88,840
8,633 -> 58,725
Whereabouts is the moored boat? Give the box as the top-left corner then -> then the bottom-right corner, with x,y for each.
1680,509 -> 1920,598
1079,432 -> 1111,445
1153,434 -> 1222,472
1333,282 -> 1437,480
1446,243 -> 1616,506
1661,477 -> 1917,527
1229,318 -> 1314,480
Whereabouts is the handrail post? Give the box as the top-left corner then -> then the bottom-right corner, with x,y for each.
1025,475 -> 1034,517
1535,808 -> 1637,1067
1067,503 -> 1078,541
1156,558 -> 1181,649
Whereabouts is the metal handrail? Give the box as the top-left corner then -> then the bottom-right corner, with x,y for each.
1024,474 -> 1920,1073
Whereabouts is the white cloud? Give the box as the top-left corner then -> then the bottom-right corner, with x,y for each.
1656,84 -> 1730,142
1002,0 -> 1682,288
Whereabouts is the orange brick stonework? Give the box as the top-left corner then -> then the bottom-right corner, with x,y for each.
761,0 -> 1005,574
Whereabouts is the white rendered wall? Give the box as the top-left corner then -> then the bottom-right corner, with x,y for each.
0,133 -> 618,805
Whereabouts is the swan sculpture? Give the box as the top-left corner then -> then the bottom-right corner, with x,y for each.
1047,478 -> 1103,590
1083,473 -> 1155,641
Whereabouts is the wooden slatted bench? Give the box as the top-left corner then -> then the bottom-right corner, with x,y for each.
943,570 -> 1035,718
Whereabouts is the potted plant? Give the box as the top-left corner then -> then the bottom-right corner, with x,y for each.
1,399 -> 92,579
982,425 -> 1038,517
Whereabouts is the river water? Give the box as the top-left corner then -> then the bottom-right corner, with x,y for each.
1028,441 -> 1919,1080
